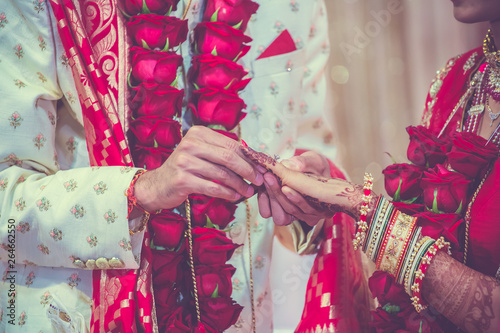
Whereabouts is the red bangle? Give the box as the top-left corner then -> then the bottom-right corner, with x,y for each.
126,169 -> 152,218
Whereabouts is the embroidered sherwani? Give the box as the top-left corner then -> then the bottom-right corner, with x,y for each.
0,0 -> 334,331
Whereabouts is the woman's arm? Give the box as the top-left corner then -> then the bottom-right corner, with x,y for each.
423,251 -> 500,333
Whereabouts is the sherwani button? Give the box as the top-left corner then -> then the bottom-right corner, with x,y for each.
86,259 -> 97,270
96,257 -> 110,269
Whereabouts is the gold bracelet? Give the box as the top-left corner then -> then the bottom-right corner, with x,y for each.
129,211 -> 150,235
353,173 -> 373,250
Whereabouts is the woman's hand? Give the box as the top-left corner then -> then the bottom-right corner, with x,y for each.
257,150 -> 333,226
243,146 -> 376,223
133,126 -> 264,212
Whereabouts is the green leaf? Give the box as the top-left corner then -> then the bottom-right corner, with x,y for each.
170,76 -> 178,87
454,200 -> 463,214
210,284 -> 219,298
211,46 -> 218,56
161,38 -> 170,52
382,303 -> 400,314
154,140 -> 158,148
118,7 -> 132,19
401,196 -> 419,204
232,20 -> 243,30
166,5 -> 173,16
193,83 -> 200,90
384,151 -> 397,164
142,0 -> 151,14
224,79 -> 236,90
205,217 -> 220,230
419,321 -> 423,333
210,8 -> 220,22
432,188 -> 440,213
392,178 -> 403,202
232,51 -> 243,62
141,39 -> 151,50
127,69 -> 137,88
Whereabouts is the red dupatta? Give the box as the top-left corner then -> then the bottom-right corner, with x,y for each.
48,0 -> 154,331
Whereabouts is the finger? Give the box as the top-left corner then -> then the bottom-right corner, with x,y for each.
173,173 -> 242,202
257,190 -> 272,218
191,158 -> 255,198
263,173 -> 300,223
182,132 -> 264,186
282,151 -> 329,177
282,186 -> 323,215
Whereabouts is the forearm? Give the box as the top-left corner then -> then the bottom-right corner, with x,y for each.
422,251 -> 500,333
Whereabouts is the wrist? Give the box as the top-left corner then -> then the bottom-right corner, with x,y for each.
128,169 -> 159,213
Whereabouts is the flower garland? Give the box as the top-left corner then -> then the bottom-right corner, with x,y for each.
122,0 -> 258,331
370,125 -> 498,332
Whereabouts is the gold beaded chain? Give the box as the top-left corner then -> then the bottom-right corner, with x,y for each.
463,165 -> 494,265
185,198 -> 202,323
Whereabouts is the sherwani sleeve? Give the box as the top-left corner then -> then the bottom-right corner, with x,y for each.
0,1 -> 144,270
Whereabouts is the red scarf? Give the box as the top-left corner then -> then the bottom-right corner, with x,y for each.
48,1 -> 154,331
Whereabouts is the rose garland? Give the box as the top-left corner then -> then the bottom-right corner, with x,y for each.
369,125 -> 498,332
122,0 -> 258,331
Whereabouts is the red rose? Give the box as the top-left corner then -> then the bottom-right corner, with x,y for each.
151,247 -> 186,284
392,202 -> 425,215
128,15 -> 188,50
447,131 -> 498,178
368,271 -> 410,306
420,164 -> 471,214
154,285 -> 181,319
189,87 -> 246,131
130,116 -> 181,148
203,0 -> 259,32
191,195 -> 237,229
406,126 -> 450,168
131,47 -> 182,85
133,145 -> 173,169
212,129 -> 238,141
414,211 -> 463,251
193,22 -> 252,61
164,307 -> 191,333
199,297 -> 243,331
191,227 -> 240,265
131,83 -> 183,117
382,163 -> 425,202
189,54 -> 249,90
369,307 -> 405,333
123,0 -> 179,15
194,264 -> 235,297
150,210 -> 186,249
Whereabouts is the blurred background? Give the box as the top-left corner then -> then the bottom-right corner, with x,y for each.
272,0 -> 487,332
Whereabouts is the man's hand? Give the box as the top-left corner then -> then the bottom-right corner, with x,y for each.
133,126 -> 264,211
257,150 -> 332,226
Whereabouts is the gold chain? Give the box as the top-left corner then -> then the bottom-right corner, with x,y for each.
245,199 -> 257,333
182,0 -> 192,20
463,165 -> 493,265
185,198 -> 202,323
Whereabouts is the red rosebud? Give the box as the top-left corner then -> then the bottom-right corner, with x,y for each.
150,210 -> 186,249
368,271 -> 411,307
160,306 -> 189,332
203,0 -> 259,32
191,227 -> 240,265
447,131 -> 498,178
131,83 -> 183,117
382,163 -> 425,202
123,0 -> 179,16
194,264 -> 235,298
151,247 -> 186,285
189,54 -> 249,90
392,202 -> 425,215
420,164 -> 471,214
199,296 -> 243,331
131,47 -> 182,85
406,126 -> 450,168
133,145 -> 173,169
154,285 -> 181,319
414,211 -> 463,251
191,195 -> 237,229
189,87 -> 246,131
130,116 -> 181,148
193,22 -> 252,61
128,15 -> 188,50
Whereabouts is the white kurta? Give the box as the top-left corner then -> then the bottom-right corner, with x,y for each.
0,0 -> 333,332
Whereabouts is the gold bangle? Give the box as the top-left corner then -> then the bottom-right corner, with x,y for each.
129,211 -> 150,236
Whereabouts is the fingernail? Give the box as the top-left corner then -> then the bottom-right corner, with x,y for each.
282,160 -> 298,170
234,193 -> 242,201
283,190 -> 294,200
255,172 -> 264,185
264,173 -> 276,186
246,186 -> 254,197
256,165 -> 267,173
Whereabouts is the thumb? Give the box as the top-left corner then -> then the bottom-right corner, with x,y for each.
281,157 -> 304,172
